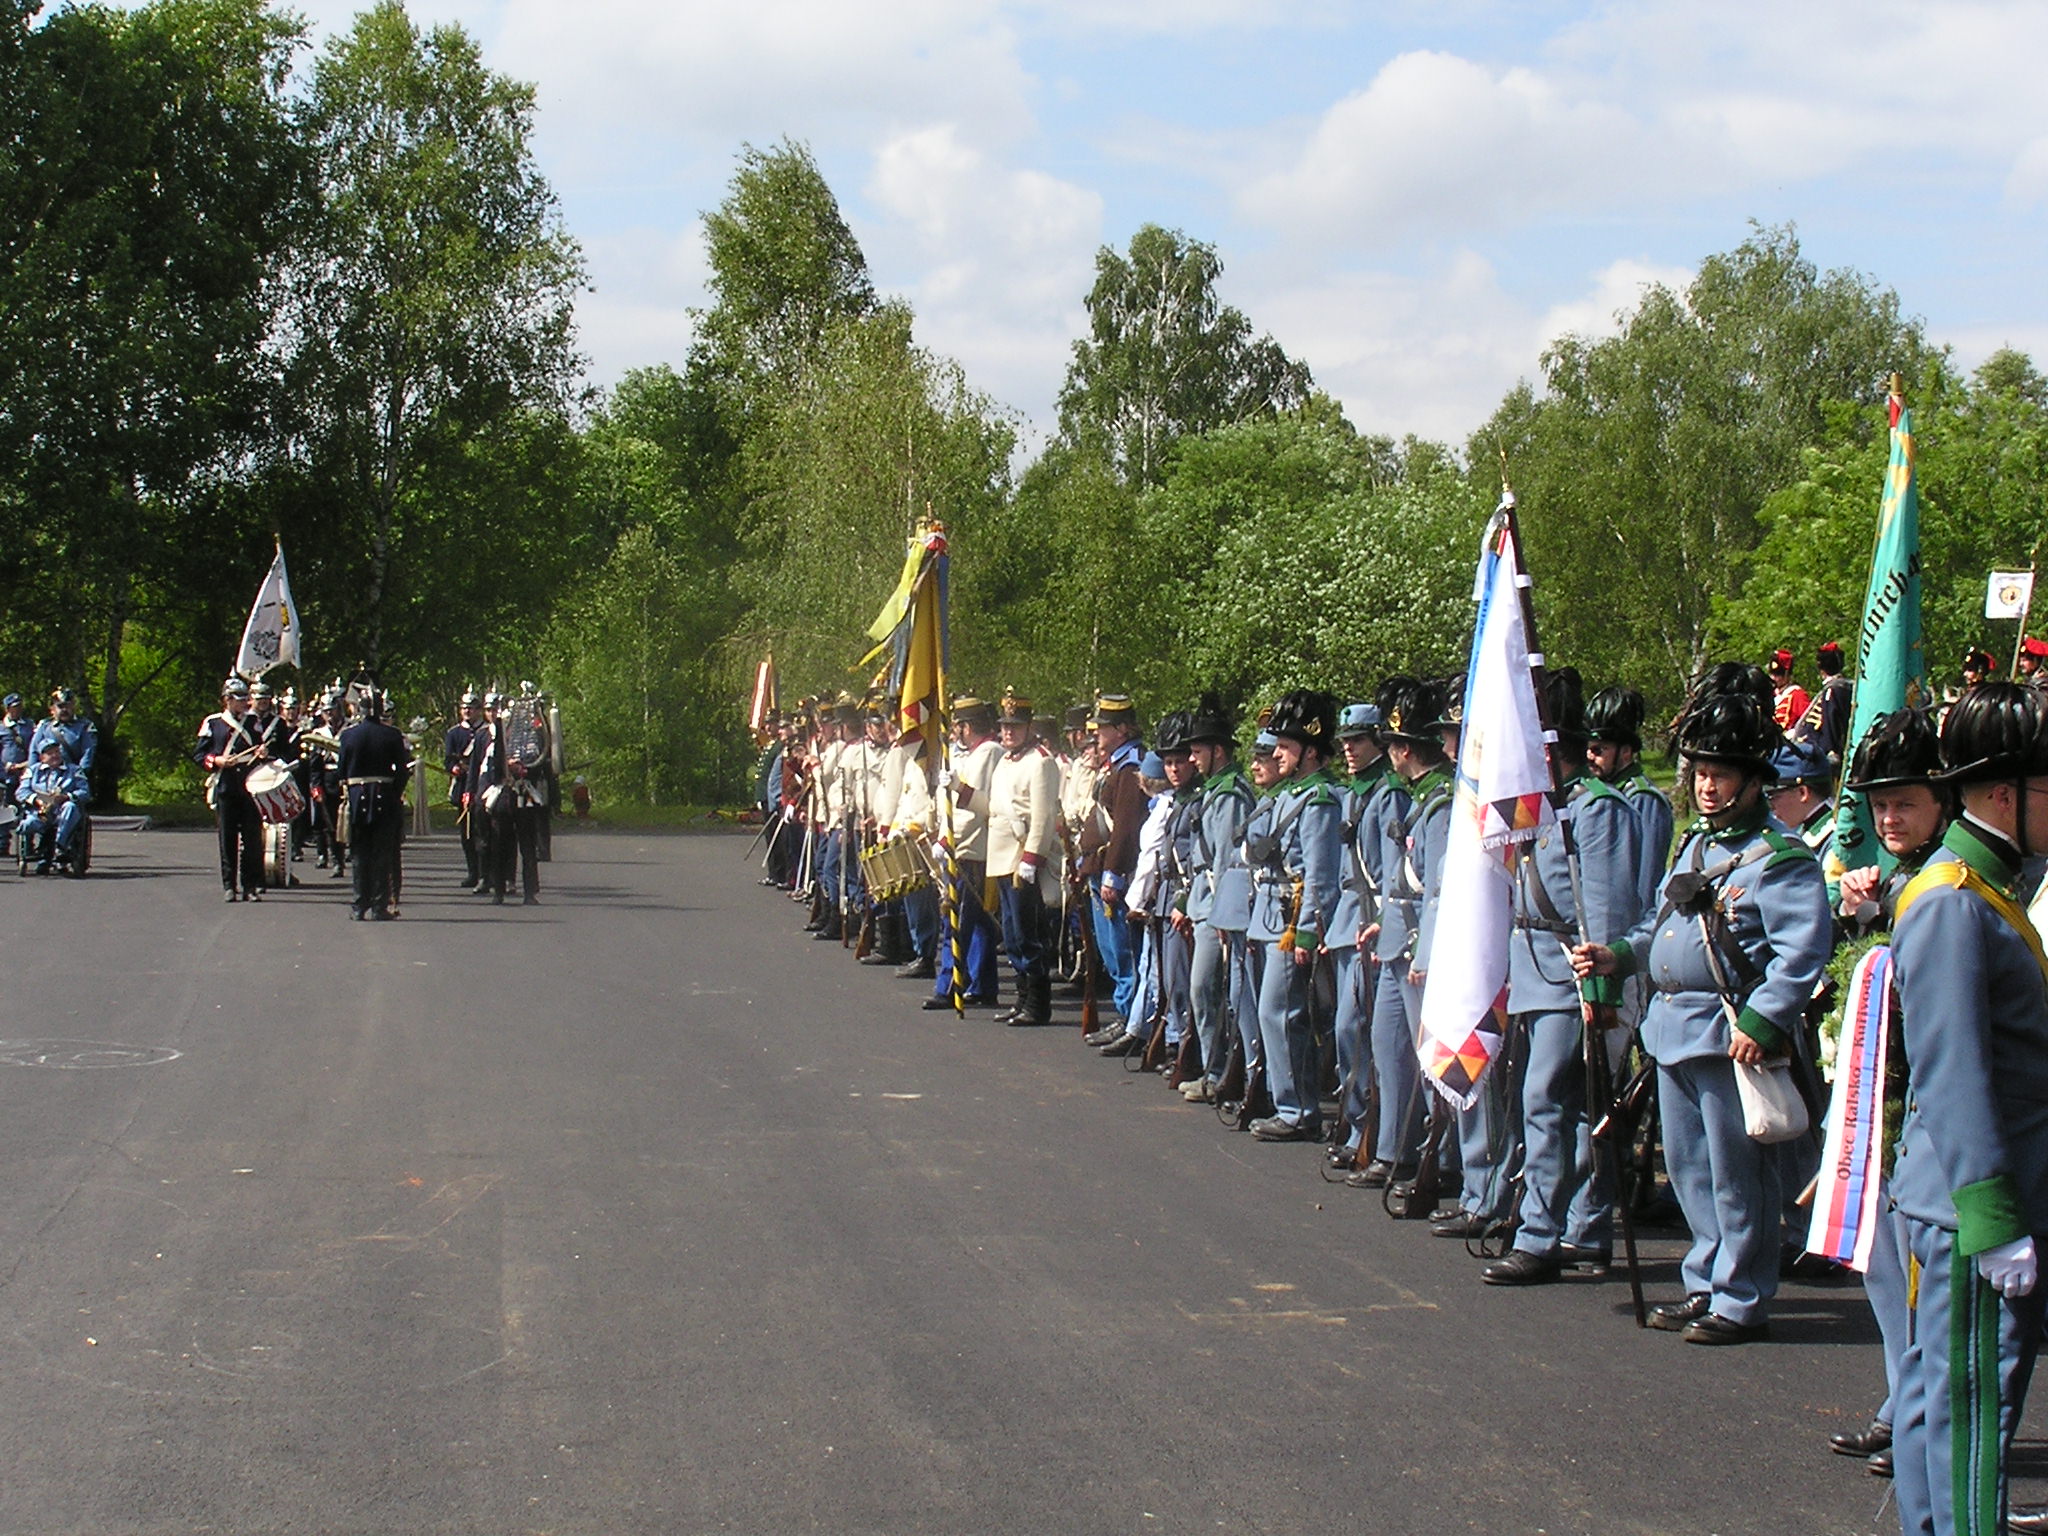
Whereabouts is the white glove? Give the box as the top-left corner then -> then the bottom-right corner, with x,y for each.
1977,1236 -> 2038,1298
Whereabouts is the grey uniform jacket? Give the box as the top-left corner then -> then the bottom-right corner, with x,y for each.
1508,776 -> 1645,1015
1890,820 -> 2048,1252
1610,808 -> 1832,1065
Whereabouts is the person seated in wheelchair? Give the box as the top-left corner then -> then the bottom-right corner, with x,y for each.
16,737 -> 89,874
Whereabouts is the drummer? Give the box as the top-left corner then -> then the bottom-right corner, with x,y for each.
193,677 -> 267,902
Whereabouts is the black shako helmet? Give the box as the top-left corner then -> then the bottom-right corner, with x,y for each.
1268,689 -> 1338,753
1183,692 -> 1235,748
1154,709 -> 1195,755
1937,682 -> 2048,785
1691,662 -> 1775,717
1585,685 -> 1644,750
1846,708 -> 1943,792
1545,667 -> 1587,743
1379,677 -> 1444,745
1675,691 -> 1780,775
1424,675 -> 1466,734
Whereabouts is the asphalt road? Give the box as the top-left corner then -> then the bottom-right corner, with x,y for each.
0,823 -> 1988,1535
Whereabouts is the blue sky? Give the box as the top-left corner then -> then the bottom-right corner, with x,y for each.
287,0 -> 2048,451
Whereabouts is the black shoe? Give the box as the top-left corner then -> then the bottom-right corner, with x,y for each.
1325,1142 -> 1363,1170
491,891 -> 504,905
1867,1450 -> 1895,1481
812,923 -> 843,941
316,854 -> 328,868
224,888 -> 239,903
36,860 -> 53,876
1829,1419 -> 1892,1458
1647,1292 -> 1712,1332
1083,1024 -> 1127,1047
1349,1160 -> 1399,1189
522,894 -> 539,906
1483,1249 -> 1562,1286
1249,1116 -> 1319,1143
370,907 -> 396,921
921,995 -> 960,1011
1683,1313 -> 1769,1345
1559,1245 -> 1612,1277
895,957 -> 936,980
349,907 -> 365,920
1431,1211 -> 1490,1239
1099,1032 -> 1145,1058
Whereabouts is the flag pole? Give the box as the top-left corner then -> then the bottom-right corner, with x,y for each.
1496,481 -> 1649,1327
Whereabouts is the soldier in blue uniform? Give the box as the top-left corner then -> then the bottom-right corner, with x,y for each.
1768,739 -> 1837,866
15,737 -> 89,873
1324,702 -> 1390,1169
1585,686 -> 1674,911
1242,689 -> 1343,1143
1822,708 -> 1948,1478
1484,674 -> 1646,1283
1348,678 -> 1450,1189
32,688 -> 98,778
1887,683 -> 2048,1536
1573,683 -> 1832,1342
0,692 -> 30,855
1177,696 -> 1256,1105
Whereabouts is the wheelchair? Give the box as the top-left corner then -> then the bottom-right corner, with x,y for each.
16,803 -> 91,876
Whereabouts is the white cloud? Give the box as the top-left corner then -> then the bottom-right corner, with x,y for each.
1238,51 -> 1645,247
1246,253 -> 1697,445
571,226 -> 712,382
863,125 -> 1103,428
1537,258 -> 1694,347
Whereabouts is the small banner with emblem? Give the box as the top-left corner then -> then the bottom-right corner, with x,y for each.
235,542 -> 302,680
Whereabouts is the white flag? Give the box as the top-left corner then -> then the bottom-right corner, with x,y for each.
1416,504 -> 1558,1110
235,544 -> 302,679
1986,569 -> 2035,620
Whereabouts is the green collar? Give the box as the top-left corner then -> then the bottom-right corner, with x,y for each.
1686,797 -> 1768,844
1946,818 -> 2023,898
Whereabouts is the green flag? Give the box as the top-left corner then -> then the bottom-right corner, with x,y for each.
1826,396 -> 1925,882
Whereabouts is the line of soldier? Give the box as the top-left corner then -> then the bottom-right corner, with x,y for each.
442,685 -> 556,908
756,653 -> 2048,1536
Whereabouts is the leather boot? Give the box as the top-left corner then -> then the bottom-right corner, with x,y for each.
1015,973 -> 1052,1027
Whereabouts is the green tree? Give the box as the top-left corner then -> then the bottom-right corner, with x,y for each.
1476,224 -> 1934,713
739,303 -> 1014,697
1057,223 -> 1312,488
277,0 -> 585,676
0,0 -> 306,795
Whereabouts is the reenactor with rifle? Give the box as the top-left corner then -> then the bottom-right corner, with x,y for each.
987,691 -> 1062,1026
1080,695 -> 1147,1028
1349,678 -> 1449,1189
1175,696 -> 1256,1106
1241,689 -> 1343,1143
1325,701 -> 1391,1170
1483,671 -> 1646,1283
1572,675 -> 1832,1344
446,690 -> 484,888
927,695 -> 1002,1009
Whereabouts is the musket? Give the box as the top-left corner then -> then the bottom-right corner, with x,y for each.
1138,912 -> 1171,1072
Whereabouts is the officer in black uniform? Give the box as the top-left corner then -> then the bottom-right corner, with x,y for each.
445,690 -> 484,887
335,687 -> 410,920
